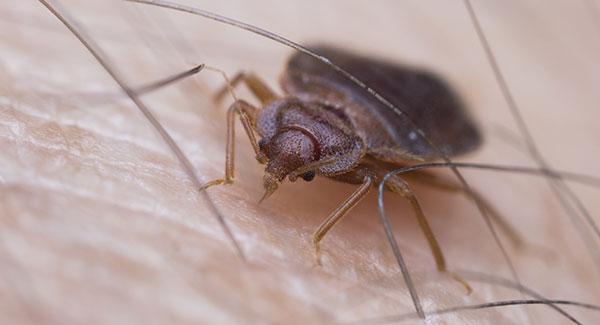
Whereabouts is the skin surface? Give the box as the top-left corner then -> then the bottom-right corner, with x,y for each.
1,1 -> 600,324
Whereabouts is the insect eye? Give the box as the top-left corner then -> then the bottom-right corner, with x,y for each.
302,171 -> 316,182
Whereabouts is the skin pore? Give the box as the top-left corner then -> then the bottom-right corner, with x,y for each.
1,1 -> 600,323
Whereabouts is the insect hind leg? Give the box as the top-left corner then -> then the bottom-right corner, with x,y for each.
407,171 -> 525,249
312,175 -> 374,265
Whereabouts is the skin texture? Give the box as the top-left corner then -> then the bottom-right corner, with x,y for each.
1,1 -> 600,324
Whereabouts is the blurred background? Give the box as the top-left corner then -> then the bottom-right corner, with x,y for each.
1,1 -> 600,324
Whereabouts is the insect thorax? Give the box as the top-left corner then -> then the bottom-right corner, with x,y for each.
256,98 -> 365,180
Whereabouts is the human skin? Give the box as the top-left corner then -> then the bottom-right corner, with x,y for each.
1,1 -> 600,324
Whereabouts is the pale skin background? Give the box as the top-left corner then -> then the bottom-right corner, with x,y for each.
1,0 -> 600,324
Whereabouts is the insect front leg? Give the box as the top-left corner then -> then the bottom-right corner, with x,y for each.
201,100 -> 265,190
384,175 -> 472,293
312,175 -> 373,265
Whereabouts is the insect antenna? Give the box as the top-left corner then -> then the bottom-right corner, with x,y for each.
38,0 -> 245,260
464,0 -> 600,273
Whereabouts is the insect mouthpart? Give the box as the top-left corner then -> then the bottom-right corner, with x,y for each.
259,172 -> 280,203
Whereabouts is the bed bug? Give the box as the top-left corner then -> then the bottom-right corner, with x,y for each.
201,44 -> 518,285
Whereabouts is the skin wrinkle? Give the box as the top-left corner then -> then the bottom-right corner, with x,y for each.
1,1 -> 600,324
0,117 -> 182,185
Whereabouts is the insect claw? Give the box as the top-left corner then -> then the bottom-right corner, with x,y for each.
449,271 -> 473,295
258,187 -> 275,204
259,173 -> 279,203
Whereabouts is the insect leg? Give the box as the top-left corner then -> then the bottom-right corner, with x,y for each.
201,100 -> 265,190
213,71 -> 277,104
384,175 -> 472,293
312,176 -> 373,265
407,171 -> 524,249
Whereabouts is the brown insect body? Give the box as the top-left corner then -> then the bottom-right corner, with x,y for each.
208,44 -> 487,285
257,45 -> 481,190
